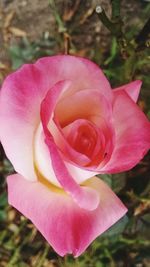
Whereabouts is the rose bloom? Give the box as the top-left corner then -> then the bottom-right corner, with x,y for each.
0,56 -> 150,257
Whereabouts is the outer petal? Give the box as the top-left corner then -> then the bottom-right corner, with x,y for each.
114,80 -> 142,103
0,64 -> 47,181
36,55 -> 112,102
7,174 -> 127,257
101,90 -> 150,173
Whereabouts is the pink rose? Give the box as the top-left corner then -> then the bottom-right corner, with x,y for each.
0,55 -> 149,256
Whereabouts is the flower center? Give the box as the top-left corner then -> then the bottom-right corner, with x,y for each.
34,122 -> 98,188
65,123 -> 97,159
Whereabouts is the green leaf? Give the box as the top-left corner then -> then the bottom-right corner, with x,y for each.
0,192 -> 7,207
111,173 -> 126,193
102,215 -> 129,238
98,174 -> 112,187
0,209 -> 7,221
99,173 -> 126,193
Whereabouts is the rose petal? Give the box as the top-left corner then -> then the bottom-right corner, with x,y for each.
0,55 -> 112,181
7,174 -> 127,257
114,80 -> 142,103
50,120 -> 91,166
34,123 -> 91,187
100,90 -> 150,173
36,55 -> 112,102
55,89 -> 113,128
0,64 -> 47,181
41,80 -> 100,210
34,123 -> 99,186
62,119 -> 105,165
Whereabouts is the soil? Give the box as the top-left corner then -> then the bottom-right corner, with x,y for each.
0,0 -> 145,63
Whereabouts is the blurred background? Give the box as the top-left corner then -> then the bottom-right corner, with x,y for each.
0,0 -> 150,266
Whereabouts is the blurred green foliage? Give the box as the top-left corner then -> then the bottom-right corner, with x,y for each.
9,36 -> 56,70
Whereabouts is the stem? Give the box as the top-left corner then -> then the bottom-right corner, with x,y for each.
95,5 -> 122,38
7,218 -> 28,266
119,237 -> 150,246
36,244 -> 49,267
104,248 -> 115,267
7,247 -> 20,267
135,17 -> 150,51
64,33 -> 70,55
95,6 -> 113,31
123,51 -> 136,82
111,0 -> 121,20
49,0 -> 66,33
0,230 -> 7,245
96,2 -> 132,61
49,0 -> 71,54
